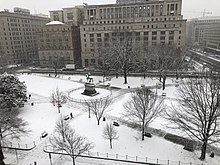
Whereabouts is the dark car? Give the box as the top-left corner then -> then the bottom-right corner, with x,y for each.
144,132 -> 152,138
64,115 -> 70,121
113,121 -> 119,127
41,131 -> 48,138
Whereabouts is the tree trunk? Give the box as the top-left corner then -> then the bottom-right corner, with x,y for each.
159,70 -> 162,82
0,141 -> 5,165
116,71 -> 118,79
110,139 -> 112,149
72,156 -> 75,165
123,67 -> 127,84
54,66 -> 57,77
88,108 -> 91,118
97,119 -> 100,125
58,106 -> 60,113
200,140 -> 207,160
176,70 -> 179,80
162,75 -> 166,90
141,125 -> 145,141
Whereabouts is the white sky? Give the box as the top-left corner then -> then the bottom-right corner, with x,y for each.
0,0 -> 220,19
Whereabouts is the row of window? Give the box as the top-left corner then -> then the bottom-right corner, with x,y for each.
83,23 -> 181,32
87,3 -> 179,20
84,16 -> 178,25
37,28 -> 71,32
85,31 -> 177,40
6,18 -> 30,23
38,45 -> 72,50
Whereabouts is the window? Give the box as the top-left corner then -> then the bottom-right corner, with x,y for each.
160,31 -> 165,35
67,13 -> 73,20
169,31 -> 174,35
91,59 -> 96,64
97,33 -> 101,37
169,36 -> 174,40
152,31 -> 157,35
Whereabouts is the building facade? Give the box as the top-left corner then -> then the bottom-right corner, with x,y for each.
49,6 -> 84,26
80,0 -> 186,67
203,26 -> 220,49
186,17 -> 220,48
36,21 -> 81,68
117,0 -> 149,4
0,8 -> 49,66
49,10 -> 64,22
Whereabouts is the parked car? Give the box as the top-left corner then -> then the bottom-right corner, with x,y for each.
161,92 -> 166,97
144,132 -> 152,138
64,115 -> 70,121
113,121 -> 119,127
41,131 -> 48,138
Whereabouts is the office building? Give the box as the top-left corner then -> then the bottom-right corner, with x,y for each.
80,0 -> 186,67
36,21 -> 81,68
203,25 -> 220,49
186,16 -> 220,48
0,8 -> 49,66
49,6 -> 84,26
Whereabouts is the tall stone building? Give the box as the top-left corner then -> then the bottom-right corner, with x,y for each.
186,17 -> 220,48
80,0 -> 186,67
47,6 -> 84,68
36,21 -> 81,68
0,8 -> 49,67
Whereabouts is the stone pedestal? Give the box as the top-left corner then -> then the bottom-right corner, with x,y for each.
81,83 -> 99,96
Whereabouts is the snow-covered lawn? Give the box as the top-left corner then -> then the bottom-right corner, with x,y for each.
4,74 -> 220,165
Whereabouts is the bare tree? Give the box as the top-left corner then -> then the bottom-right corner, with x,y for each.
151,46 -> 182,90
103,123 -> 118,149
123,87 -> 164,140
50,87 -> 67,113
84,97 -> 112,125
172,47 -> 189,80
96,32 -> 139,84
54,115 -> 69,142
165,76 -> 220,160
50,117 -> 93,165
0,108 -> 29,165
138,48 -> 152,79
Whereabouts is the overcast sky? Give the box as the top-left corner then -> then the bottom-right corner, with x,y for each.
0,0 -> 220,19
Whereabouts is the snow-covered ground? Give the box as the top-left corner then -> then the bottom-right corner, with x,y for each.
4,74 -> 220,165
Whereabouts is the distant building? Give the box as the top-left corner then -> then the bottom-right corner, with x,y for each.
0,8 -> 49,66
33,13 -> 49,18
203,25 -> 220,49
186,16 -> 220,48
49,6 -> 84,26
36,21 -> 81,68
116,0 -> 149,4
80,0 -> 186,67
49,10 -> 64,22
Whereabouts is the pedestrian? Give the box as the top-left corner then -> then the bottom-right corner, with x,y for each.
70,112 -> 73,118
29,94 -> 31,99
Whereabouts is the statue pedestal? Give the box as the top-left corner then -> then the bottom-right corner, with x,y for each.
81,83 -> 99,96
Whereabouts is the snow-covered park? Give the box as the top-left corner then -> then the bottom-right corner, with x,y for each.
3,73 -> 220,165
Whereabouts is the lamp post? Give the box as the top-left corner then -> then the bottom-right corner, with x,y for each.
156,83 -> 158,95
